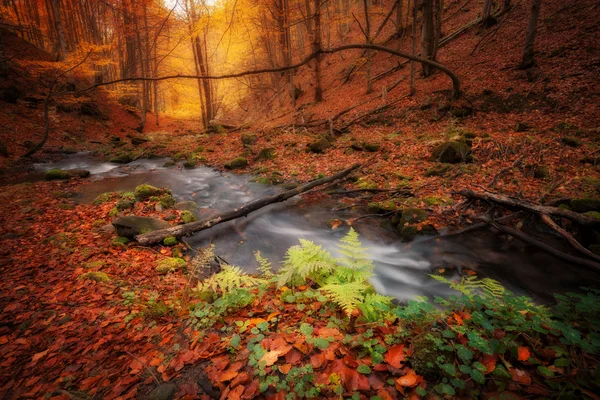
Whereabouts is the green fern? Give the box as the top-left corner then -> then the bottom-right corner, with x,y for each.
430,274 -> 506,298
199,264 -> 265,293
358,293 -> 394,322
333,227 -> 374,283
277,239 -> 336,287
319,281 -> 369,316
254,250 -> 273,278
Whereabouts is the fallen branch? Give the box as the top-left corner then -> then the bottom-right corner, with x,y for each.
479,216 -> 600,272
457,189 -> 600,227
539,214 -> 600,263
135,164 -> 361,245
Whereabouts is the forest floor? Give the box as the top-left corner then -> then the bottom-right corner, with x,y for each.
1,0 -> 600,398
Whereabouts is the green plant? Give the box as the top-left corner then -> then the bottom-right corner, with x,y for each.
199,264 -> 265,293
254,251 -> 273,278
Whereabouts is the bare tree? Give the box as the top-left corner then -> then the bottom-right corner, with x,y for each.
519,0 -> 542,69
420,0 -> 435,77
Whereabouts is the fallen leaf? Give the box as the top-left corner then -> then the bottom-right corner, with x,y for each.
518,346 -> 531,361
385,344 -> 406,368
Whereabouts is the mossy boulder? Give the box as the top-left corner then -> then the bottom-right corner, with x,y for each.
180,210 -> 198,224
116,198 -> 134,211
561,137 -> 581,148
163,160 -> 176,167
130,136 -> 151,146
584,211 -> 600,220
112,216 -> 171,238
424,164 -> 451,177
134,184 -> 171,201
156,257 -> 186,274
571,198 -> 600,213
429,141 -> 472,163
533,165 -> 551,180
399,224 -> 438,242
410,332 -> 449,380
77,272 -> 111,282
174,201 -> 200,216
363,142 -> 380,152
400,208 -> 428,224
241,133 -> 258,145
110,153 -> 133,164
308,138 -> 332,153
45,168 -> 90,181
225,157 -> 248,170
256,147 -> 276,161
112,236 -> 130,247
151,193 -> 176,208
368,201 -> 397,213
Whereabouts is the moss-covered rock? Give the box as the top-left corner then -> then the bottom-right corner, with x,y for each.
308,138 -> 332,153
163,236 -> 178,246
45,169 -> 72,180
225,157 -> 248,170
241,133 -> 258,145
77,271 -> 111,282
584,211 -> 600,220
424,164 -> 451,177
429,140 -> 472,163
156,257 -> 186,274
368,201 -> 397,213
174,201 -> 200,216
112,236 -> 130,248
410,333 -> 449,380
180,210 -> 198,224
112,216 -> 171,238
256,147 -> 276,161
399,223 -> 438,242
110,153 -> 133,164
134,184 -> 171,201
533,165 -> 551,180
363,142 -> 380,152
183,160 -> 197,169
400,208 -> 428,224
571,198 -> 600,213
130,136 -> 151,146
561,137 -> 581,148
150,193 -> 176,209
93,192 -> 117,205
350,143 -> 364,151
163,160 -> 176,167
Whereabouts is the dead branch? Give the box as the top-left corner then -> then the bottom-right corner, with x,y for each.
479,216 -> 600,271
539,214 -> 600,263
135,163 -> 361,245
457,189 -> 600,228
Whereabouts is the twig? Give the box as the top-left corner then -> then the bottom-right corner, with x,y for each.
124,350 -> 160,384
539,214 -> 600,263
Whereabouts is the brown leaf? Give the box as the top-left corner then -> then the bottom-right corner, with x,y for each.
384,344 -> 406,368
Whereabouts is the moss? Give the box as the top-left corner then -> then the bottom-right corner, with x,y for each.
308,138 -> 332,153
93,192 -> 117,205
163,160 -> 176,167
150,193 -> 175,209
112,236 -> 130,248
410,333 -> 449,380
422,196 -> 454,206
45,169 -> 72,180
181,210 -> 198,224
534,165 -> 551,180
110,153 -> 133,164
571,198 -> 600,213
156,257 -> 186,274
363,142 -> 380,152
424,164 -> 451,177
92,219 -> 106,227
108,207 -> 119,217
368,200 -> 397,213
84,260 -> 105,269
59,203 -> 75,210
561,137 -> 582,148
241,133 -> 258,145
256,147 -> 276,161
584,211 -> 600,220
400,208 -> 428,224
356,177 -> 377,190
225,157 -> 248,170
183,160 -> 197,169
116,198 -> 134,211
558,203 -> 572,211
134,184 -> 171,201
163,236 -> 178,246
78,272 -> 111,282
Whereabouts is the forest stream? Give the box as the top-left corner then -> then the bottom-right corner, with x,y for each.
34,154 -> 600,303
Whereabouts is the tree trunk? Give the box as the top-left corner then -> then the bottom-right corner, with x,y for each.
136,163 -> 361,245
420,0 -> 436,77
363,0 -> 372,94
312,0 -> 323,102
49,0 -> 68,60
395,0 -> 404,37
519,0 -> 542,69
410,0 -> 417,93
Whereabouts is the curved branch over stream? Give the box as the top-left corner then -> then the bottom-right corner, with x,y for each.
135,163 -> 361,245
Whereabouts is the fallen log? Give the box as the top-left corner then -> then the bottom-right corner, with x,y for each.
539,214 -> 600,263
479,216 -> 600,272
135,163 -> 361,245
457,189 -> 600,228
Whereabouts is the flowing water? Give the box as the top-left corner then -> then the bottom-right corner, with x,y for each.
34,154 -> 600,302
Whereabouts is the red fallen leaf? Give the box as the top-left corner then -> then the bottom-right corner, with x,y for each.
24,376 -> 41,387
518,346 -> 531,361
480,354 -> 497,374
453,312 -> 463,325
385,344 -> 406,368
279,363 -> 292,374
285,348 -> 302,365
227,385 -> 245,400
368,373 -> 385,390
317,327 -> 342,338
0,336 -> 9,345
377,387 -> 395,400
217,369 -> 238,382
31,349 -> 49,363
310,353 -> 325,369
230,372 -> 249,388
242,379 -> 261,399
511,368 -> 532,385
395,369 -> 423,392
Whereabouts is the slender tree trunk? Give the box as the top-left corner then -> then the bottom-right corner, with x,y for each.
410,0 -> 417,94
311,0 -> 323,102
363,0 -> 372,94
395,0 -> 404,37
420,0 -> 436,77
482,0 -> 495,27
519,0 -> 542,69
49,0 -> 68,60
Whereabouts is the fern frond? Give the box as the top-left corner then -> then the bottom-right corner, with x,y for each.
200,264 -> 265,293
335,228 -> 374,283
277,239 -> 336,287
319,281 -> 368,316
254,250 -> 273,278
430,274 -> 506,298
358,293 -> 394,322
